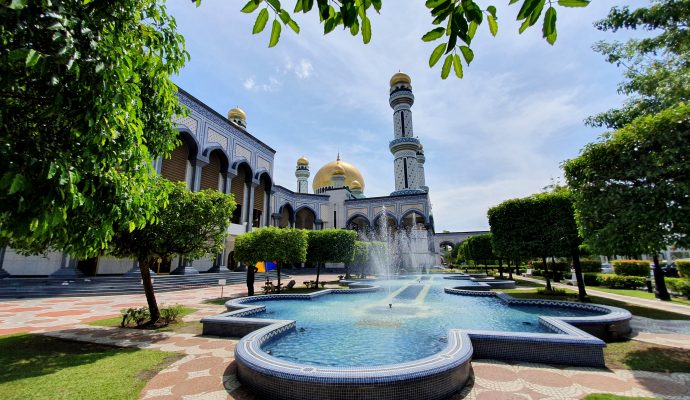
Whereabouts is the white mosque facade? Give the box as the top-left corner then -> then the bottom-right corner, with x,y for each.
0,73 -> 465,277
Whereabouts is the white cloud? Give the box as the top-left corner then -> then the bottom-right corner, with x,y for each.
284,58 -> 313,79
243,76 -> 282,92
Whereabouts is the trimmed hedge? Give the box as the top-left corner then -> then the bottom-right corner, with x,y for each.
677,260 -> 690,278
583,273 -> 600,286
580,260 -> 602,273
596,274 -> 646,289
612,260 -> 650,277
666,277 -> 690,298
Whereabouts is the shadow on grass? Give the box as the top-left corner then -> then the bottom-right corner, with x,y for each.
0,334 -> 139,384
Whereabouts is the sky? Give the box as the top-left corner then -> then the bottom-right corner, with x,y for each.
167,0 -> 646,232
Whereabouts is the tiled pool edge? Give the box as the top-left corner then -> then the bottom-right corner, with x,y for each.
201,284 -> 632,400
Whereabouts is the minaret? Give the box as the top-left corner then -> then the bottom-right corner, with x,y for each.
295,156 -> 310,193
389,72 -> 425,195
417,144 -> 428,192
228,107 -> 247,128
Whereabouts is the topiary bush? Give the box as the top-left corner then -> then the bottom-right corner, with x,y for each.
583,273 -> 600,286
676,260 -> 690,278
160,304 -> 185,324
580,260 -> 602,273
665,277 -> 690,298
596,274 -> 646,289
612,260 -> 650,277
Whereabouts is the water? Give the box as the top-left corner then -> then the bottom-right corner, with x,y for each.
251,277 -> 603,367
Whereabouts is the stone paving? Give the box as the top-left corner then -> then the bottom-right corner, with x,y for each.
2,274 -> 690,399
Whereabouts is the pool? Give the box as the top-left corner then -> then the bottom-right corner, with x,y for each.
202,275 -> 632,400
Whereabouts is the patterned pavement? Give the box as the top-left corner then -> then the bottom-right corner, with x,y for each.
2,274 -> 690,399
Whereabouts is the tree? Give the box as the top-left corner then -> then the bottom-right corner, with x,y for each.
1,0 -> 187,257
307,229 -> 357,286
235,0 -> 592,79
109,178 -> 235,321
348,240 -> 369,278
564,104 -> 690,301
464,233 -> 495,275
586,0 -> 690,129
234,227 -> 308,293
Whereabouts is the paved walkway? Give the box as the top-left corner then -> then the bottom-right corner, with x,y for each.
3,274 -> 690,399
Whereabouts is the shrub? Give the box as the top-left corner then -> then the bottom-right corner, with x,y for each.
160,304 -> 184,324
676,260 -> 690,278
579,260 -> 602,273
583,273 -> 600,286
596,274 -> 646,289
612,260 -> 650,277
536,288 -> 567,296
665,277 -> 690,298
121,307 -> 150,327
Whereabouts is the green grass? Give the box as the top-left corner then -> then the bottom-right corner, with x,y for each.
0,334 -> 179,400
587,286 -> 690,306
583,395 -> 660,400
604,340 -> 690,373
499,288 -> 690,320
88,306 -> 197,328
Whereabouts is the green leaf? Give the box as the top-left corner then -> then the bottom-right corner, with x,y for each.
468,21 -> 478,39
371,0 -> 382,12
487,5 -> 497,18
542,6 -> 557,45
518,17 -> 531,34
253,8 -> 269,34
279,10 -> 290,24
487,15 -> 498,36
349,19 -> 359,35
362,16 -> 371,44
269,19 -> 281,47
9,0 -> 28,10
294,0 -> 303,12
128,221 -> 136,232
241,0 -> 260,13
30,218 -> 39,232
452,54 -> 463,78
429,42 -> 446,67
557,0 -> 590,7
266,0 -> 281,10
517,0 -> 538,20
9,174 -> 25,194
441,54 -> 453,79
426,0 -> 447,9
288,19 -> 300,34
459,45 -> 474,64
422,27 -> 445,42
26,49 -> 41,67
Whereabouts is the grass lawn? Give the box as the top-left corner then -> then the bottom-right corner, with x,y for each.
586,286 -> 690,307
604,340 -> 690,373
0,334 -> 179,400
500,288 -> 690,320
88,306 -> 199,334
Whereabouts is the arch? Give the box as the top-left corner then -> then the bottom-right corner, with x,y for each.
199,148 -> 230,191
160,130 -> 199,185
176,128 -> 200,160
230,162 -> 253,224
346,214 -> 371,233
201,146 -> 230,171
373,212 -> 398,238
400,209 -> 427,231
295,206 -> 317,230
278,203 -> 295,228
252,172 -> 273,228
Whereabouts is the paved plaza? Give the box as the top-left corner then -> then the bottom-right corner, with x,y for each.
2,274 -> 690,400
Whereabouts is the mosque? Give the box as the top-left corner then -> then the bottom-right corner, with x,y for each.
0,73 -> 477,277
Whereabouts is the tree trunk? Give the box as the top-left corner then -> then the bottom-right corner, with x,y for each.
542,257 -> 552,291
498,258 -> 504,279
277,264 -> 282,293
652,254 -> 670,301
514,259 -> 519,275
572,247 -> 588,302
484,262 -> 488,275
138,258 -> 160,323
507,259 -> 513,280
315,262 -> 321,287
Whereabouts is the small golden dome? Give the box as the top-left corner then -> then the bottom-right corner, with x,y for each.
227,107 -> 247,121
390,72 -> 411,87
350,180 -> 362,190
332,164 -> 345,176
312,157 -> 365,192
297,156 -> 309,166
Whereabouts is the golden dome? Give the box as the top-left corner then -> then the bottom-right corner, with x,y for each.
312,157 -> 365,192
390,72 -> 411,87
350,180 -> 362,190
227,107 -> 247,121
332,164 -> 345,176
297,156 -> 309,166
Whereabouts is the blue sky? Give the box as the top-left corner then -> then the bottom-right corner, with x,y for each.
167,0 -> 645,232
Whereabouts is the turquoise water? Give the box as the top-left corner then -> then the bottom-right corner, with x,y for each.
251,277 -> 603,367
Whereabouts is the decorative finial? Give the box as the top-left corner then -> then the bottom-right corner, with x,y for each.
337,152 -> 340,162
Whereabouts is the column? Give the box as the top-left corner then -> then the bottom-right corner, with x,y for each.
246,182 -> 257,232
